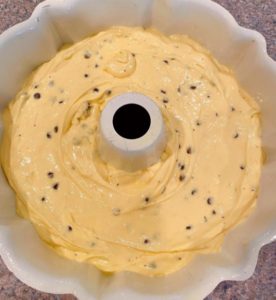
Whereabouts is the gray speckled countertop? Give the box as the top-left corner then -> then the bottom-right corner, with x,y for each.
0,0 -> 275,299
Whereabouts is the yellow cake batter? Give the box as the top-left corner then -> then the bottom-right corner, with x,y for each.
0,27 -> 262,276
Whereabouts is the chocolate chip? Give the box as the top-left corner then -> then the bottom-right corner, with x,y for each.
163,99 -> 169,103
231,107 -> 236,112
58,100 -> 64,104
144,197 -> 150,203
186,225 -> 192,230
47,172 -> 54,178
196,121 -> 201,126
207,197 -> 213,205
144,239 -> 150,244
163,59 -> 169,64
240,165 -> 246,170
46,132 -> 52,139
161,90 -> 167,94
179,175 -> 185,182
41,197 -> 46,202
190,85 -> 197,90
33,92 -> 41,99
84,73 -> 89,78
112,208 -> 121,216
54,126 -> 59,133
186,147 -> 192,154
52,183 -> 59,190
94,64 -> 99,68
84,52 -> 91,59
106,90 -> 112,96
233,133 -> 239,139
177,87 -> 181,93
148,262 -> 157,269
68,225 -> 73,231
215,112 -> 219,117
212,209 -> 217,215
191,189 -> 197,195
178,163 -> 185,171
93,87 -> 99,92
179,144 -> 182,149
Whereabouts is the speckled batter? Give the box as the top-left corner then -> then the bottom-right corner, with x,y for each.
0,27 -> 262,276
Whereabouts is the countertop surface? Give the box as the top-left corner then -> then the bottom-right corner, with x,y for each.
0,0 -> 275,299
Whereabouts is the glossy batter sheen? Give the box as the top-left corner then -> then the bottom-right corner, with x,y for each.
0,27 -> 262,276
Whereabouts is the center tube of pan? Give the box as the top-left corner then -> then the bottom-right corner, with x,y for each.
98,92 -> 167,172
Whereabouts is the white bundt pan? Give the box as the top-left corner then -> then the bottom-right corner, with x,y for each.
0,0 -> 275,299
